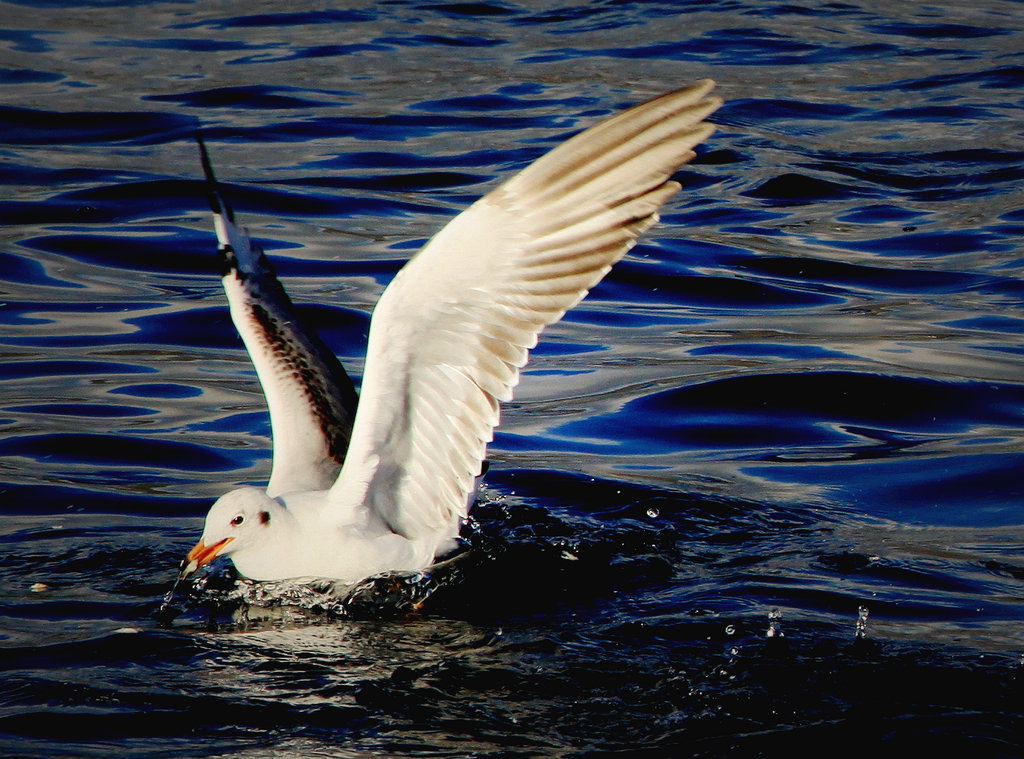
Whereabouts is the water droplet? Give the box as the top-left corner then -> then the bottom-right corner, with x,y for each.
855,605 -> 869,639
646,507 -> 660,518
724,624 -> 735,636
766,608 -> 784,638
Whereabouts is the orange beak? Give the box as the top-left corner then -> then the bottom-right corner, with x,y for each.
179,537 -> 234,578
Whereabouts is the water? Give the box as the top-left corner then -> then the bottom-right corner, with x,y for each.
2,0 -> 1023,755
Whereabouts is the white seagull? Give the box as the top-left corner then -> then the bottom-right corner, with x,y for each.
180,80 -> 721,585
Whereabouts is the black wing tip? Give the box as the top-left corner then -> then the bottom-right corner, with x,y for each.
195,131 -> 234,222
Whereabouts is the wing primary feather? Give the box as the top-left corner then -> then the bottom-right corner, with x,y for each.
197,131 -> 232,222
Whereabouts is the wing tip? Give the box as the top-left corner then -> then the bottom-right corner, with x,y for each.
196,131 -> 234,223
196,132 -> 259,274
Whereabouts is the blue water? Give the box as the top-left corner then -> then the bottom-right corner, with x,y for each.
2,0 -> 1024,756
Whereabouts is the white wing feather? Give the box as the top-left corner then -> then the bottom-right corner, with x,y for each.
328,81 -> 721,546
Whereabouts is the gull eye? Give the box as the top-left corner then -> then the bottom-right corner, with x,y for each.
231,514 -> 245,527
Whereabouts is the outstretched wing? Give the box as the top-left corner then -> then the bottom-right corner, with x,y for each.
198,136 -> 359,497
327,81 -> 721,544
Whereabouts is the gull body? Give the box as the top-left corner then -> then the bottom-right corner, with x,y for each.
182,81 -> 722,585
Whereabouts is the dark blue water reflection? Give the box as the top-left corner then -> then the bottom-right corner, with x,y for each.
1,0 -> 1023,756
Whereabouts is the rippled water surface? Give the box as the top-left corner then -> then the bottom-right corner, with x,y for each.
2,0 -> 1024,756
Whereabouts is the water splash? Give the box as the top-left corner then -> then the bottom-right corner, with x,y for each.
766,608 -> 784,638
157,573 -> 189,621
855,605 -> 870,640
159,549 -> 472,625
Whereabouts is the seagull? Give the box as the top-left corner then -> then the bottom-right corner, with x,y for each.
179,80 -> 721,585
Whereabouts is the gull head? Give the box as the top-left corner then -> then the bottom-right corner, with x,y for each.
179,486 -> 280,579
